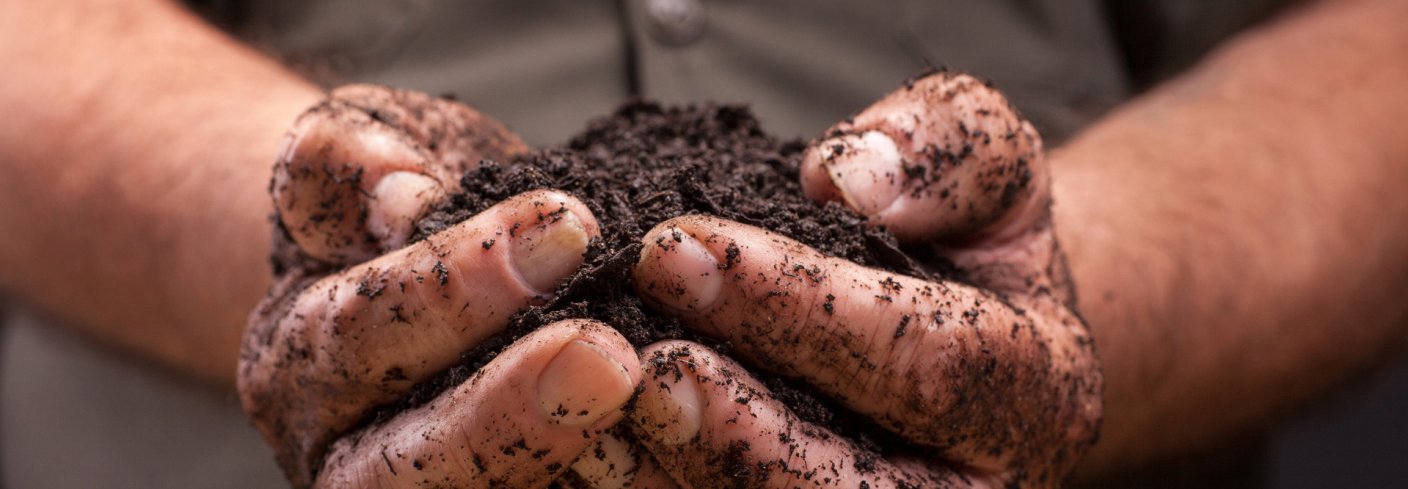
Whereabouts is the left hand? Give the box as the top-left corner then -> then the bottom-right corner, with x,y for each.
241,86 -> 655,488
621,72 -> 1103,488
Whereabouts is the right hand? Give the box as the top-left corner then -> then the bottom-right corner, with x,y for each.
238,86 -> 643,488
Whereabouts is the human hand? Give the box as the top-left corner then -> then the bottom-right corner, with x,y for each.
626,72 -> 1102,488
239,86 -> 643,488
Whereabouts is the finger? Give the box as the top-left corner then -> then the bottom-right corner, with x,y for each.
632,216 -> 1101,470
801,71 -> 1047,245
241,190 -> 599,479
273,96 -> 443,264
328,84 -> 530,176
273,85 -> 528,264
630,341 -> 990,489
316,319 -> 641,489
569,428 -> 681,489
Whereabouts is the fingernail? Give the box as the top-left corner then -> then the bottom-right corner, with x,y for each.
641,228 -> 723,313
637,357 -> 704,446
821,131 -> 905,216
512,211 -> 590,294
537,340 -> 634,427
367,172 -> 442,250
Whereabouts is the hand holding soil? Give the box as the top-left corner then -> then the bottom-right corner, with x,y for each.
239,72 -> 1102,488
629,73 -> 1102,487
240,86 -> 644,488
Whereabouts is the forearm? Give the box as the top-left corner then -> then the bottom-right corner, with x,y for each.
1054,0 -> 1408,474
0,0 -> 319,383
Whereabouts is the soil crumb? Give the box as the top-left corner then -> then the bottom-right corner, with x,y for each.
391,100 -> 943,456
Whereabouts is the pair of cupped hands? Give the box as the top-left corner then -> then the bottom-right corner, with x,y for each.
239,73 -> 1102,489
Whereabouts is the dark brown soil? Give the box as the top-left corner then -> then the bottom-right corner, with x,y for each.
389,100 -> 948,457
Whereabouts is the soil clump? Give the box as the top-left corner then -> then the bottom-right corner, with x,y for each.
398,100 -> 946,457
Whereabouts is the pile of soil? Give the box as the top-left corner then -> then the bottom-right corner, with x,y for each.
394,100 -> 946,457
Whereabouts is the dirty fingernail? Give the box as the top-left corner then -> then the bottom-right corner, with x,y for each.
368,172 -> 443,250
538,340 -> 634,427
641,228 -> 723,313
636,358 -> 704,446
821,131 -> 905,216
512,211 -> 590,294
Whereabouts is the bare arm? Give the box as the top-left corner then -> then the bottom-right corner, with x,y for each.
0,5 -> 653,486
0,0 -> 320,383
1056,0 -> 1408,474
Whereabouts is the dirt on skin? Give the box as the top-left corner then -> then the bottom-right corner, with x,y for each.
254,72 -> 1104,488
365,98 -> 952,461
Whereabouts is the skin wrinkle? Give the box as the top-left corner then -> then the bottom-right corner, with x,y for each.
423,235 -> 487,328
890,302 -> 943,430
329,281 -> 405,389
375,456 -> 401,489
891,310 -> 936,425
421,233 -> 475,314
767,241 -> 826,369
402,261 -> 460,341
837,275 -> 894,407
449,429 -> 482,483
799,261 -> 849,390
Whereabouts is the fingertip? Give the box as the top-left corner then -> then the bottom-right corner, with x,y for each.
496,189 -> 602,239
803,131 -> 906,219
561,318 -> 643,387
806,71 -> 1052,244
273,106 -> 427,264
498,190 -> 598,294
534,320 -> 641,428
367,171 -> 444,250
801,142 -> 843,203
634,219 -> 726,314
530,189 -> 603,238
631,341 -> 708,447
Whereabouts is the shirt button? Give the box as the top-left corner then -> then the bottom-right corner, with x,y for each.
644,0 -> 706,47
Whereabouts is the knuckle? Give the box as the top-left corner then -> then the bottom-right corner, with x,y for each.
731,252 -> 829,353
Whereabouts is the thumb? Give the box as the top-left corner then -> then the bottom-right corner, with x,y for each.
801,71 -> 1046,245
273,85 -> 528,265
